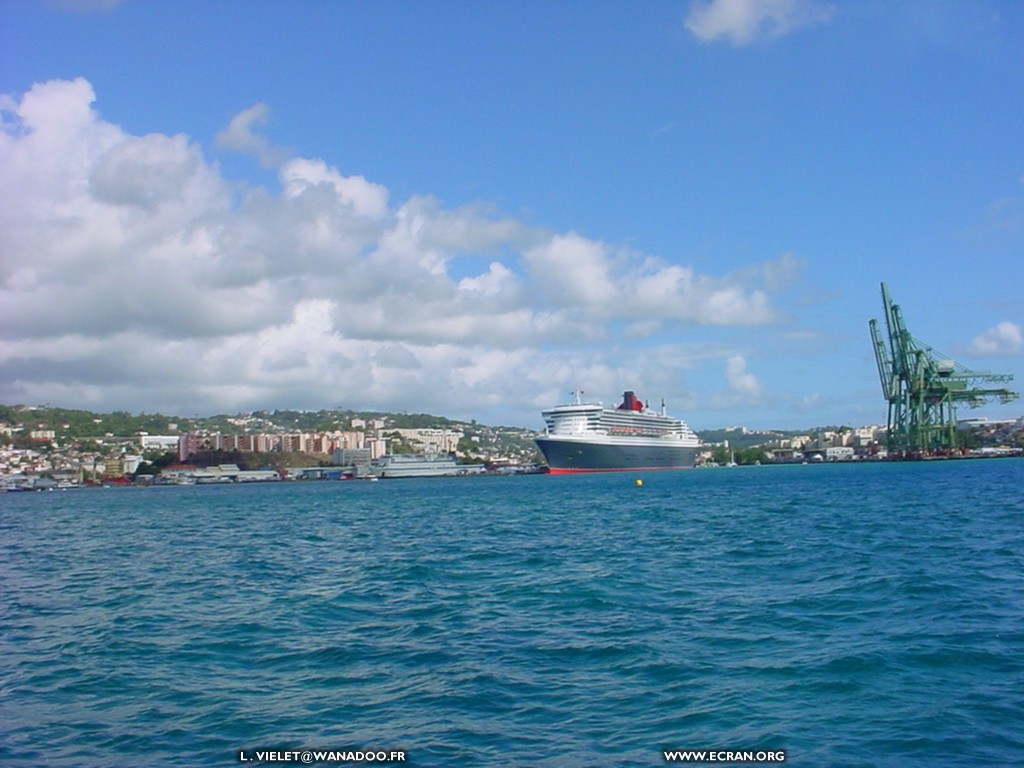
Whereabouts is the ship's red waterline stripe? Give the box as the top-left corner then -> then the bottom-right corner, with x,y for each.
546,466 -> 693,474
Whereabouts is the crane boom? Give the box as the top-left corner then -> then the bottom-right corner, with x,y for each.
870,282 -> 1018,456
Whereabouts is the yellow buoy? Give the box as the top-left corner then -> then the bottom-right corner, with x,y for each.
634,478 -> 644,486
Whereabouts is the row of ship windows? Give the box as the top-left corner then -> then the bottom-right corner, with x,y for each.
606,427 -> 681,436
547,416 -> 681,428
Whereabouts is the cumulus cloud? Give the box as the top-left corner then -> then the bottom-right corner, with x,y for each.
725,354 -> 763,397
524,235 -> 787,326
0,77 -> 797,423
90,133 -> 207,211
970,322 -> 1023,356
525,233 -> 618,306
215,103 -> 291,168
705,354 -> 764,410
685,0 -> 835,46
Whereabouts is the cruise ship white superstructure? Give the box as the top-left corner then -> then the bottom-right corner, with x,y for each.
535,391 -> 700,473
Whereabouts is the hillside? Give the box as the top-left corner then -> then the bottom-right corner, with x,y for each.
0,404 -> 541,463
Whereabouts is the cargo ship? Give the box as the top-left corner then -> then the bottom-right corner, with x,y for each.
535,390 -> 700,473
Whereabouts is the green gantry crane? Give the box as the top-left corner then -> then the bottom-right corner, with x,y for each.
869,282 -> 1018,456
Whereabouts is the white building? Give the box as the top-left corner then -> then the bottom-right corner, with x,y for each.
825,446 -> 855,461
139,435 -> 180,450
390,428 -> 461,454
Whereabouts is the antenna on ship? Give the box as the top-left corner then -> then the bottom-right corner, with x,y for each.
661,398 -> 666,416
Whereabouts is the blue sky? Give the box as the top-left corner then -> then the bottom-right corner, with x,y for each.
1,0 -> 1022,430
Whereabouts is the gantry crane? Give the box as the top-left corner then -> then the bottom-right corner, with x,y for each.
869,283 -> 1017,456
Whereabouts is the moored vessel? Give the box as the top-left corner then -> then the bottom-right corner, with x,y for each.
371,453 -> 485,478
535,390 -> 700,473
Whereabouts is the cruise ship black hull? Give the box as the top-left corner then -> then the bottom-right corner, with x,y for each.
535,437 -> 698,473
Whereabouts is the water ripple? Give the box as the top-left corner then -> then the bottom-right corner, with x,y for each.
2,462 -> 1023,766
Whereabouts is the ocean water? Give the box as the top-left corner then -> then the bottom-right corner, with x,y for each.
1,460 -> 1022,767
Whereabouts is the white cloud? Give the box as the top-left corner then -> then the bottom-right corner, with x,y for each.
214,103 -> 291,168
705,353 -> 764,411
524,235 -> 788,326
685,0 -> 835,46
725,354 -> 763,398
89,132 -> 212,213
458,262 -> 516,296
280,157 -> 389,219
524,232 -> 618,306
755,250 -> 803,292
970,322 -> 1023,356
0,77 -> 798,424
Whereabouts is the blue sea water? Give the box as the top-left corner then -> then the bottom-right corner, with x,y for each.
1,460 -> 1022,767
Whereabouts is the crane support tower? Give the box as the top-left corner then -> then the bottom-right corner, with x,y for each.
869,283 -> 1017,457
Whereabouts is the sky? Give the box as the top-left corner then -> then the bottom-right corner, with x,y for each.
1,0 -> 1022,431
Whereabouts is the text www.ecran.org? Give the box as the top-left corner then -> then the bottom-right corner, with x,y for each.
663,750 -> 786,763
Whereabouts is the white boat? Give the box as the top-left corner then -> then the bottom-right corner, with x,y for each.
370,453 -> 484,478
535,390 -> 701,473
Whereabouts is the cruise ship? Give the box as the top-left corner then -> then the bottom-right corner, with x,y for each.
535,390 -> 700,473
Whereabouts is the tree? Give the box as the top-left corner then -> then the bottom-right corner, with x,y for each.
133,462 -> 160,477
